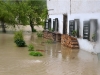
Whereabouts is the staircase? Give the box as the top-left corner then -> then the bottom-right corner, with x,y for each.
61,34 -> 79,49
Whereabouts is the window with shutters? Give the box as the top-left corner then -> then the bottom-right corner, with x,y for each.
53,18 -> 59,32
74,19 -> 80,38
69,19 -> 80,37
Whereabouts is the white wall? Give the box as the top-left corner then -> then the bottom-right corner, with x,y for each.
71,0 -> 100,14
68,13 -> 100,53
47,0 -> 100,15
47,0 -> 70,15
49,15 -> 63,34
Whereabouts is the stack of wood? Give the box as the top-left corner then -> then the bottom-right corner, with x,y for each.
43,31 -> 53,40
43,31 -> 61,42
52,32 -> 61,42
61,34 -> 79,49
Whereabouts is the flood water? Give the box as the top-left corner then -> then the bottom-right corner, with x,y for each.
0,28 -> 100,75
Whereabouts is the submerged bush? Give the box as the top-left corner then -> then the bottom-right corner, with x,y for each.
46,39 -> 53,44
15,39 -> 26,47
28,44 -> 34,51
29,51 -> 43,56
37,31 -> 43,37
14,31 -> 26,47
14,30 -> 23,41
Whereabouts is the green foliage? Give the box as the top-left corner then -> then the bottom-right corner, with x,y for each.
0,0 -> 47,32
14,31 -> 23,41
49,28 -> 53,32
72,30 -> 77,37
28,44 -> 34,51
46,40 -> 53,44
14,31 -> 26,47
29,51 -> 43,56
15,39 -> 26,47
92,34 -> 96,41
37,31 -> 43,37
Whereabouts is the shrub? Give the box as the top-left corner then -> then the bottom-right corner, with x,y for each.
29,51 -> 43,56
28,44 -> 34,51
46,39 -> 53,44
15,39 -> 26,47
37,31 -> 43,37
14,30 -> 23,42
49,28 -> 53,32
14,31 -> 26,47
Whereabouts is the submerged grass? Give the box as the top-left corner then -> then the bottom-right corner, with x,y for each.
29,51 -> 43,56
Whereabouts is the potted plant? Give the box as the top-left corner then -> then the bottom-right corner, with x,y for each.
72,30 -> 77,37
92,34 -> 96,42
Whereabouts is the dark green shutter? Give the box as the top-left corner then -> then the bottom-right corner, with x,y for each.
69,20 -> 75,36
83,21 -> 90,40
44,19 -> 46,30
95,20 -> 98,41
48,18 -> 51,30
53,19 -> 55,31
55,18 -> 59,32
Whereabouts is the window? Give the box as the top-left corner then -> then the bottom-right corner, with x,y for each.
83,19 -> 98,42
55,18 -> 59,32
44,18 -> 51,31
44,19 -> 49,30
74,19 -> 79,37
90,19 -> 98,42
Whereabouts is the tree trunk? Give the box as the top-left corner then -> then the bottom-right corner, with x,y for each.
30,19 -> 34,32
1,21 -> 6,33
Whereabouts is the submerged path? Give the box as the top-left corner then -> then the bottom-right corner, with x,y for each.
0,33 -> 100,75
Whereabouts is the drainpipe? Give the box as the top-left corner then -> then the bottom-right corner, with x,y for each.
70,0 -> 71,15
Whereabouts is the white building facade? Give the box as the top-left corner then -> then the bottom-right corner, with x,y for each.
47,0 -> 100,53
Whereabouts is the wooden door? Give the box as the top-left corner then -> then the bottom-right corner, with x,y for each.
63,15 -> 67,34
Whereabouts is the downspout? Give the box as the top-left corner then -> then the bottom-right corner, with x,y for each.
70,0 -> 71,15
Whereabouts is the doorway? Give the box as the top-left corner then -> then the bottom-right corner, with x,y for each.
63,15 -> 67,34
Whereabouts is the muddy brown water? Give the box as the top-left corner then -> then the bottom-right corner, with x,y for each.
0,32 -> 100,75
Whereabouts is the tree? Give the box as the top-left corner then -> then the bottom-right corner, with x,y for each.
15,0 -> 47,32
0,0 -> 47,32
26,0 -> 47,32
0,1 -> 15,33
